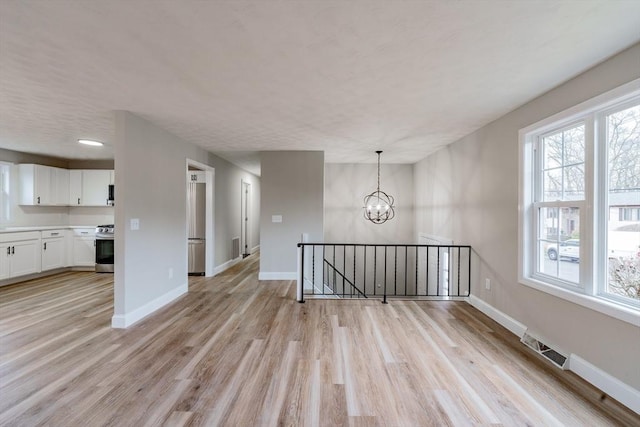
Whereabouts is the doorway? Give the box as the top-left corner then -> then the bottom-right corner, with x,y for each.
186,160 -> 215,277
241,180 -> 251,258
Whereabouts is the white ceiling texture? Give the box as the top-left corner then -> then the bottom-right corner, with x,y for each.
1,1 -> 639,175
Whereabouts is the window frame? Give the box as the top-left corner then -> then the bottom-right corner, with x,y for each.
519,78 -> 640,326
0,161 -> 11,223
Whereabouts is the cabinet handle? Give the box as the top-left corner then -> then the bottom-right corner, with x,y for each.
11,246 -> 15,255
51,232 -> 59,236
6,247 -> 9,256
44,242 -> 47,250
78,198 -> 81,205
37,196 -> 40,204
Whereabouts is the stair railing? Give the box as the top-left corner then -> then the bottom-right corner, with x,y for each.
297,243 -> 472,303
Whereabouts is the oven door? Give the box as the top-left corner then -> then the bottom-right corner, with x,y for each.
95,238 -> 114,272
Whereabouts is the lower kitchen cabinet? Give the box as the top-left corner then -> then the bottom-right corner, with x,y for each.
41,230 -> 68,271
0,232 -> 41,279
72,229 -> 96,267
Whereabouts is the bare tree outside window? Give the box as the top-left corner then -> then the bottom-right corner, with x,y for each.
607,104 -> 640,301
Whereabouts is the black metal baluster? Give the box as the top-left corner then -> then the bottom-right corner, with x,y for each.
364,246 -> 367,296
302,244 -> 307,298
353,245 -> 356,299
457,246 -> 461,297
373,246 -> 377,297
383,246 -> 388,304
448,246 -> 452,297
342,245 -> 345,297
415,246 -> 418,297
394,246 -> 398,296
404,246 -> 408,297
426,246 -> 430,296
467,247 -> 471,296
437,248 -> 440,296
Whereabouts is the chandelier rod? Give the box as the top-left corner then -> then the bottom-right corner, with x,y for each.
376,150 -> 382,192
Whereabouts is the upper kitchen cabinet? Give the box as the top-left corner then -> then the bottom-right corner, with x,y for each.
18,164 -> 69,206
69,169 -> 113,206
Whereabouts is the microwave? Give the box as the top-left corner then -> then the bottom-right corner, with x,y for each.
107,184 -> 115,206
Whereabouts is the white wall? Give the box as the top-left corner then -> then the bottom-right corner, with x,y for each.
259,151 -> 324,279
113,111 -> 260,327
414,43 -> 640,390
325,163 -> 414,243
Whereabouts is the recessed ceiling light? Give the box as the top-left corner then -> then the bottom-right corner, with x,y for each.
78,139 -> 104,147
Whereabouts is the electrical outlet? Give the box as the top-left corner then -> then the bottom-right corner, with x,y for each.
130,218 -> 140,230
485,278 -> 491,290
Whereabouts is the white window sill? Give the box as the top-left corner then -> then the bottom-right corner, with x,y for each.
520,276 -> 640,326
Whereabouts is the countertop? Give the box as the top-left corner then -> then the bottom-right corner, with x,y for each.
0,225 -> 96,233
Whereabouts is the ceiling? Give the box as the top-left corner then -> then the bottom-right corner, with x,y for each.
1,1 -> 639,176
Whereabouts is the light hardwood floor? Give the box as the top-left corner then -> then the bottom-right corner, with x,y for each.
0,255 -> 638,426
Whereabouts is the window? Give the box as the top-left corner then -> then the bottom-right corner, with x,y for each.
0,162 -> 10,223
519,80 -> 640,323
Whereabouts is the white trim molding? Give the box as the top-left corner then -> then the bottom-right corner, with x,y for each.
468,294 -> 640,414
213,257 -> 242,276
468,294 -> 527,337
570,354 -> 640,414
111,283 -> 187,329
259,271 -> 297,281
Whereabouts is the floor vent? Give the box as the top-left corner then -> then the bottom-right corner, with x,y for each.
521,332 -> 568,369
232,237 -> 240,259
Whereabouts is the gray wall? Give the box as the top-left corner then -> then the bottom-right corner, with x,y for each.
414,43 -> 640,388
260,151 -> 324,278
114,111 -> 260,321
325,163 -> 414,244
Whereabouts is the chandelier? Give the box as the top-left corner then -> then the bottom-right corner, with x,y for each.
363,151 -> 395,224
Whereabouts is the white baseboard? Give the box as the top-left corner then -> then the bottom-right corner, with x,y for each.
213,257 -> 241,276
468,294 -> 639,414
258,271 -> 297,281
570,354 -> 640,414
251,245 -> 260,254
468,294 -> 527,337
111,282 -> 187,329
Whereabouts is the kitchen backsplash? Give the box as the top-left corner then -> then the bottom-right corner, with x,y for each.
2,205 -> 114,227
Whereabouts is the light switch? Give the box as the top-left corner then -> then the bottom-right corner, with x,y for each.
272,215 -> 282,223
130,218 -> 140,230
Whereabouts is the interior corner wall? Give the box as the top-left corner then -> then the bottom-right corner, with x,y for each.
325,163 -> 414,244
413,43 -> 640,389
259,151 -> 324,279
113,111 -> 260,327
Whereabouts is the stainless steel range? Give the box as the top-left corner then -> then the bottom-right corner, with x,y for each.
95,224 -> 114,273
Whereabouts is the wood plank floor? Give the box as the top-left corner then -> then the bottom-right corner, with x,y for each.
0,254 -> 638,426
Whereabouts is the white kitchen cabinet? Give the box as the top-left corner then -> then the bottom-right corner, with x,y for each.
19,164 -> 69,206
0,232 -> 41,279
41,229 -> 67,271
69,170 -> 83,206
0,243 -> 9,280
72,229 -> 96,267
69,170 -> 112,206
82,170 -> 111,206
